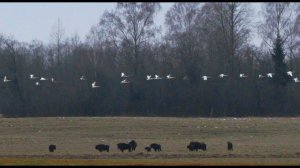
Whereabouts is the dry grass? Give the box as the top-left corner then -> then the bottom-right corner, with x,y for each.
0,158 -> 300,166
0,117 -> 299,165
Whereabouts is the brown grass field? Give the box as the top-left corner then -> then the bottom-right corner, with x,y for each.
0,117 -> 299,165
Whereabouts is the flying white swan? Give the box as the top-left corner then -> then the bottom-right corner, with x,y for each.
166,74 -> 175,79
30,74 -> 38,79
3,76 -> 11,82
287,71 -> 294,77
219,74 -> 228,78
146,75 -> 154,80
121,79 -> 130,84
183,75 -> 189,80
80,75 -> 86,81
294,77 -> 300,83
40,77 -> 47,81
239,73 -> 247,78
202,76 -> 211,81
154,75 -> 163,80
258,74 -> 265,78
267,73 -> 273,78
121,72 -> 128,78
92,81 -> 100,88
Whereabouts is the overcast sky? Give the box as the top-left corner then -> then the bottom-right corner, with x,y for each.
0,3 -> 263,46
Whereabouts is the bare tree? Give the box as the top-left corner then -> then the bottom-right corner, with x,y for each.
98,3 -> 162,114
70,32 -> 81,49
86,25 -> 104,79
165,3 -> 201,36
50,17 -> 65,66
259,3 -> 299,57
212,2 -> 251,75
1,36 -> 26,116
165,3 -> 202,83
99,3 -> 161,77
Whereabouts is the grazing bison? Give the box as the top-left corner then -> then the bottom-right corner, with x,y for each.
227,141 -> 233,151
145,146 -> 151,152
150,143 -> 161,152
117,143 -> 132,152
187,141 -> 207,151
95,144 -> 109,152
48,144 -> 56,152
129,140 -> 137,151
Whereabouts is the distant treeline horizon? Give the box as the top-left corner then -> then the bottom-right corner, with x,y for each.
0,2 -> 299,117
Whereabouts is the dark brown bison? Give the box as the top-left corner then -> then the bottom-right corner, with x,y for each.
95,144 -> 109,152
227,141 -> 233,151
187,141 -> 207,151
49,144 -> 56,152
150,143 -> 161,152
129,140 -> 137,151
117,143 -> 132,152
145,146 -> 151,152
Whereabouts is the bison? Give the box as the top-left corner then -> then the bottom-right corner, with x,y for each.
95,144 -> 109,152
227,141 -> 233,151
49,144 -> 56,152
129,140 -> 137,151
150,143 -> 161,152
145,146 -> 151,152
117,143 -> 132,152
187,141 -> 207,151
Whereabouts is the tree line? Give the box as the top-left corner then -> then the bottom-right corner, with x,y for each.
0,2 -> 299,117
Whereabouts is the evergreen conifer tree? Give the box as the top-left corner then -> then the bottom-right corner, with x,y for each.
271,33 -> 291,86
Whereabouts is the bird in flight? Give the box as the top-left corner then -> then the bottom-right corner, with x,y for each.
35,82 -> 40,86
219,74 -> 228,78
154,75 -> 163,80
267,73 -> 273,78
121,72 -> 128,78
239,73 -> 247,78
147,75 -> 154,80
121,79 -> 130,84
183,75 -> 189,80
40,77 -> 47,81
166,74 -> 175,79
287,71 -> 294,77
258,74 -> 265,78
3,76 -> 12,82
202,76 -> 211,81
294,77 -> 300,83
80,75 -> 86,81
30,74 -> 38,79
92,82 -> 100,88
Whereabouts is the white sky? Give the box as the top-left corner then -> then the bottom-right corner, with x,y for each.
0,3 -> 262,46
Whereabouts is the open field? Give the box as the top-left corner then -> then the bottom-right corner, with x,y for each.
0,117 -> 299,165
